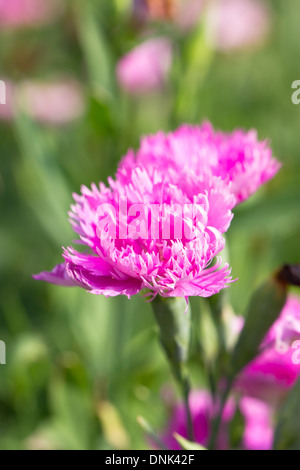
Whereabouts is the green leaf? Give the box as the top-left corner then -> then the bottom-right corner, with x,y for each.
114,0 -> 131,15
75,1 -> 115,101
137,416 -> 167,450
229,406 -> 245,449
14,113 -> 72,244
174,433 -> 206,451
274,378 -> 300,450
48,381 -> 93,450
230,278 -> 287,377
232,187 -> 300,238
175,22 -> 214,122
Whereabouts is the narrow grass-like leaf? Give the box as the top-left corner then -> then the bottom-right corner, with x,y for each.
274,378 -> 300,450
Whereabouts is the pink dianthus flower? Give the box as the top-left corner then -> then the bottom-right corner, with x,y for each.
119,122 -> 280,204
34,162 -> 235,299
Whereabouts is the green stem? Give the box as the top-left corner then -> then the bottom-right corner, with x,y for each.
151,296 -> 194,441
209,378 -> 233,450
182,374 -> 194,442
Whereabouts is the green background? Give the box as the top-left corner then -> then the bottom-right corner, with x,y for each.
0,0 -> 299,449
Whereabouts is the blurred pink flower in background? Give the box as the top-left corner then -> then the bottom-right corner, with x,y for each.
18,80 -> 85,125
162,297 -> 300,450
0,79 -> 85,125
238,396 -> 274,450
116,38 -> 173,94
264,295 -> 300,353
133,0 -> 204,30
162,390 -> 273,450
176,0 -> 204,31
205,0 -> 271,51
132,0 -> 270,50
119,122 -> 280,204
133,0 -> 148,22
133,0 -> 178,22
236,296 -> 300,404
0,0 -> 62,28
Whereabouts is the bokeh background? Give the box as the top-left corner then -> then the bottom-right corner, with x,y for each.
0,0 -> 300,449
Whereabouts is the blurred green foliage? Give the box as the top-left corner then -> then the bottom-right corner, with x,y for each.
0,0 -> 300,449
